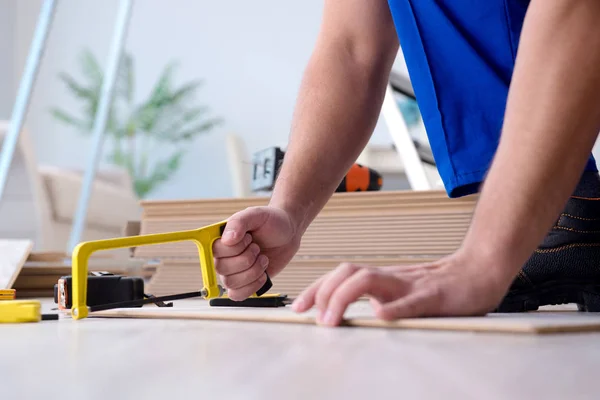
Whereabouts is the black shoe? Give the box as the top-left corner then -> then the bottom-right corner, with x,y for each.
494,196 -> 600,312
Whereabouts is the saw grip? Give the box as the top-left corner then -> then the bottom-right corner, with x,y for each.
70,220 -> 272,320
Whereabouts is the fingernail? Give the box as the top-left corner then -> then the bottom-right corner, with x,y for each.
252,245 -> 260,256
244,234 -> 252,246
292,297 -> 304,311
223,231 -> 236,241
316,309 -> 323,322
323,310 -> 334,325
259,255 -> 269,267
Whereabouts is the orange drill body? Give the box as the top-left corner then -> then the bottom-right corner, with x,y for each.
336,163 -> 383,192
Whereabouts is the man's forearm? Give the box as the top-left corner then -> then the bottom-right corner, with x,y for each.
462,0 -> 600,281
269,44 -> 395,235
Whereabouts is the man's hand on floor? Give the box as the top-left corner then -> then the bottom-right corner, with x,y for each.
291,250 -> 515,326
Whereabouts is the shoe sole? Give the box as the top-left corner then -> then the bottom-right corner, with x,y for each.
494,281 -> 600,313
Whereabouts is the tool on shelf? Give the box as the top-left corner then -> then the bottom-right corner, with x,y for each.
69,220 -> 274,320
251,146 -> 383,192
55,273 -> 159,311
0,289 -> 16,300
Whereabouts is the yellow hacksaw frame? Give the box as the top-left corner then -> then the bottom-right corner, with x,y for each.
70,219 -> 256,320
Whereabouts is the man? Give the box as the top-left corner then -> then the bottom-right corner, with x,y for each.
212,0 -> 600,326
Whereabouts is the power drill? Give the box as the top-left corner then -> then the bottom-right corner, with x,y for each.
250,146 -> 383,193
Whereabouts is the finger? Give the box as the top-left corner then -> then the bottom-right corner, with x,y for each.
222,207 -> 269,245
314,263 -> 363,314
215,242 -> 261,276
213,233 -> 252,258
292,264 -> 390,315
369,297 -> 384,310
322,270 -> 411,326
227,271 -> 269,301
220,254 -> 269,290
291,273 -> 330,313
374,287 -> 441,320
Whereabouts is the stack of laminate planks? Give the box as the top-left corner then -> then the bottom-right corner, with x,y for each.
137,190 -> 479,297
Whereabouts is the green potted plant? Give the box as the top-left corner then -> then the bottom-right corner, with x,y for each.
50,48 -> 222,198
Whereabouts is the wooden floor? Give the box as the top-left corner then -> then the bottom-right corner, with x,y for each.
1,300 -> 598,400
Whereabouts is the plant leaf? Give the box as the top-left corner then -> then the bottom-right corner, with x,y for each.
106,148 -> 134,175
56,71 -> 99,130
51,48 -> 224,198
58,72 -> 96,101
169,117 -> 222,142
79,48 -> 103,91
151,106 -> 208,139
115,52 -> 134,104
168,80 -> 202,105
133,150 -> 184,198
49,108 -> 90,130
134,61 -> 186,132
147,61 -> 177,106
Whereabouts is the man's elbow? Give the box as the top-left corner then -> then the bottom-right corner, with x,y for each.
343,34 -> 398,73
314,32 -> 399,85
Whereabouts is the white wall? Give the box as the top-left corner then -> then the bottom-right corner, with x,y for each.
11,0 -> 401,201
11,0 -> 600,202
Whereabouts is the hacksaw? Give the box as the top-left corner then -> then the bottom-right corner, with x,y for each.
69,220 -> 273,320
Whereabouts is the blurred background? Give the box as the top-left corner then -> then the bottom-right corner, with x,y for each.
0,0 -> 435,201
9,0 -> 595,254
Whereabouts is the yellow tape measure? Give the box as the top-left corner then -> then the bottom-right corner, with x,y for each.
0,300 -> 41,323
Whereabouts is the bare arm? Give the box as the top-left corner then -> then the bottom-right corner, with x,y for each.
212,0 -> 398,300
268,0 -> 399,236
462,0 -> 600,283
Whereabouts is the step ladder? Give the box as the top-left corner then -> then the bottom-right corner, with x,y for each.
0,0 -> 134,253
